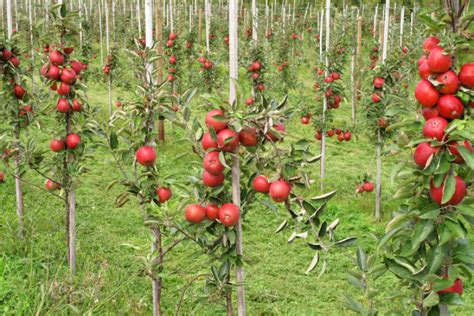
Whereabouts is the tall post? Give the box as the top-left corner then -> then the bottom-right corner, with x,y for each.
137,0 -> 142,38
251,0 -> 257,43
98,1 -> 104,67
399,6 -> 405,47
373,4 -> 378,38
105,0 -> 112,116
229,1 -> 245,314
156,0 -> 165,142
376,0 -> 390,221
205,0 -> 210,54
320,0 -> 330,191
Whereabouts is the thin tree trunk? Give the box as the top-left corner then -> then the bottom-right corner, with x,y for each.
350,51 -> 356,126
156,0 -> 164,142
375,129 -> 382,221
151,225 -> 162,316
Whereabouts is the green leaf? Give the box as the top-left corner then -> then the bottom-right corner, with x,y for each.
310,190 -> 337,202
412,220 -> 434,250
344,296 -> 366,314
441,174 -> 456,205
305,252 -> 319,275
423,291 -> 440,308
444,219 -> 467,239
458,146 -> 474,170
275,219 -> 288,233
335,237 -> 357,247
109,132 -> 118,150
307,242 -> 323,250
356,247 -> 367,271
60,3 -> 67,18
318,221 -> 327,238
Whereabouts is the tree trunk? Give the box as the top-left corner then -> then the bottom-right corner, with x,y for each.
375,128 -> 382,221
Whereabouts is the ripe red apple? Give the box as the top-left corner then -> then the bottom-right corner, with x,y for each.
436,70 -> 459,94
204,151 -> 225,175
47,65 -> 61,80
9,56 -> 20,67
332,72 -> 341,80
1,49 -> 12,60
324,76 -> 334,83
205,109 -> 227,132
185,204 -> 206,223
166,40 -> 174,48
60,67 -> 77,85
266,123 -> 285,142
217,128 -> 239,152
169,55 -> 176,64
363,182 -> 374,192
218,203 -> 240,226
344,131 -> 351,141
72,98 -> 82,111
337,134 -> 344,142
246,97 -> 255,106
169,32 -> 177,40
56,98 -> 71,113
70,60 -> 82,74
269,180 -> 291,202
115,101 -> 122,107
202,170 -> 225,187
66,133 -> 81,149
13,85 -> 26,99
422,36 -> 440,53
438,278 -> 463,296
422,107 -> 439,120
156,187 -> 172,203
438,94 -> 464,120
427,47 -> 452,73
201,132 -> 218,150
253,175 -> 270,193
57,82 -> 71,95
415,79 -> 439,107
414,142 -> 439,168
63,47 -> 74,54
418,59 -> 431,79
45,179 -> 60,191
49,50 -> 65,65
252,61 -> 261,71
459,63 -> 474,89
356,184 -> 364,193
423,117 -> 449,141
198,56 -> 206,64
371,92 -> 381,103
315,130 -> 322,140
239,127 -> 258,147
204,203 -> 219,220
301,116 -> 310,125
327,129 -> 335,137
373,77 -> 385,89
50,138 -> 66,152
430,176 -> 466,205
136,146 -> 156,166
0,171 -> 4,183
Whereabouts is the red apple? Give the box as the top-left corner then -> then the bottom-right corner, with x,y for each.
66,133 -> 81,149
136,146 -> 156,166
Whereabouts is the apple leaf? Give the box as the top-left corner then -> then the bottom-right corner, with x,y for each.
275,219 -> 288,233
458,146 -> 474,170
335,237 -> 357,247
441,174 -> 456,205
305,252 -> 319,275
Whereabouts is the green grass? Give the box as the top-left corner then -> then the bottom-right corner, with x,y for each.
1,50 -> 472,316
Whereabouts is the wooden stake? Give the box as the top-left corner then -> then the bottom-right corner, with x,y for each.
320,0 -> 330,191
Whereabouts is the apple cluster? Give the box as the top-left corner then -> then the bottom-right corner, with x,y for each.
248,60 -> 265,92
413,36 -> 473,207
313,68 -> 343,109
355,181 -> 374,194
42,47 -> 86,158
198,55 -> 214,70
314,128 -> 351,142
102,54 -> 115,75
253,175 -> 292,203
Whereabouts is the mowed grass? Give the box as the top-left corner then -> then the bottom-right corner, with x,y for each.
1,48 -> 473,315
